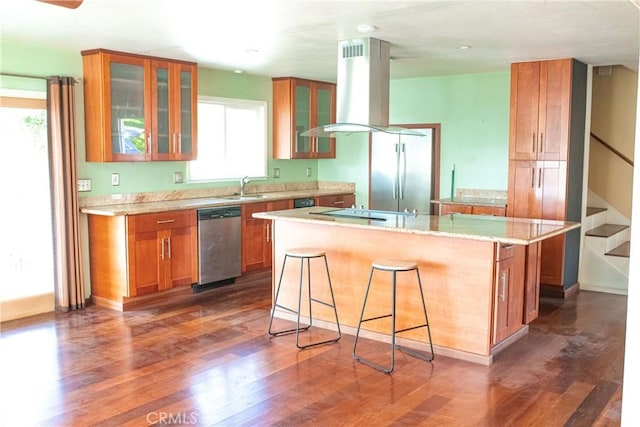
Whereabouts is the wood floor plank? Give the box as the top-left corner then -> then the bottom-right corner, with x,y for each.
0,273 -> 627,426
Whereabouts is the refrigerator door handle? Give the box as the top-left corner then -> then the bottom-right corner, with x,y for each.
399,143 -> 406,199
392,143 -> 399,199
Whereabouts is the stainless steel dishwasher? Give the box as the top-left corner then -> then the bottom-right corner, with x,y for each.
195,206 -> 242,290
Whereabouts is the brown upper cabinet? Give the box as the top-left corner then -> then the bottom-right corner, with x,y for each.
82,49 -> 198,162
509,59 -> 572,161
272,77 -> 336,159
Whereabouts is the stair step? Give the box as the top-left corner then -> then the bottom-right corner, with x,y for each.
586,224 -> 629,238
586,206 -> 607,216
606,241 -> 631,258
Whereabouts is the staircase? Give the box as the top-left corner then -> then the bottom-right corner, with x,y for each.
580,203 -> 630,295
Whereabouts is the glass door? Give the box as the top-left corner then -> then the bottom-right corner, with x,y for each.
0,94 -> 54,320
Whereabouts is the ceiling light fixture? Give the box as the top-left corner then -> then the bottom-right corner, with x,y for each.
459,45 -> 471,50
357,24 -> 377,33
233,69 -> 243,74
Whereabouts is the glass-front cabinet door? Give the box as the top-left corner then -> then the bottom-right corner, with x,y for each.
174,63 -> 197,160
313,81 -> 336,158
151,60 -> 171,160
151,61 -> 196,160
293,80 -> 311,158
107,55 -> 150,161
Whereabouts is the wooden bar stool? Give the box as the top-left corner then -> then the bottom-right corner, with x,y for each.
268,247 -> 341,349
353,258 -> 434,373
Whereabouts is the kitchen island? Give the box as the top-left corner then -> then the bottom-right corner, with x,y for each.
254,207 -> 580,364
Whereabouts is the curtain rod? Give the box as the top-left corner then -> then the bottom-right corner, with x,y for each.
0,72 -> 81,83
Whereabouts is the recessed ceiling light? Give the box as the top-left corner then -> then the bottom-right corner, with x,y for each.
357,24 -> 377,33
245,48 -> 260,55
459,45 -> 471,50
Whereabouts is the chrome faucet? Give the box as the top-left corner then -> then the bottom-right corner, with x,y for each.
240,176 -> 250,196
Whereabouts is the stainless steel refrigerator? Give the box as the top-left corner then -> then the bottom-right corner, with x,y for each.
370,128 -> 434,214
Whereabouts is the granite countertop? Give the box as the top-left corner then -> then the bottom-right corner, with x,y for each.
432,197 -> 507,208
80,189 -> 354,216
254,207 -> 580,245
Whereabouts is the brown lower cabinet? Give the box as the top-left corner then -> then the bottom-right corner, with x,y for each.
88,209 -> 198,309
492,243 -> 525,345
524,241 -> 542,324
242,199 -> 293,272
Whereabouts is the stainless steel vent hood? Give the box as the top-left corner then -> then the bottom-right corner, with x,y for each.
302,37 -> 423,137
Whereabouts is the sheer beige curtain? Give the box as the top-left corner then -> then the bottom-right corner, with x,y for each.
47,76 -> 85,311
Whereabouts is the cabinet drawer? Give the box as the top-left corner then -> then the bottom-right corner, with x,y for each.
440,204 -> 473,215
496,243 -> 517,261
472,206 -> 506,216
316,194 -> 356,207
129,210 -> 195,233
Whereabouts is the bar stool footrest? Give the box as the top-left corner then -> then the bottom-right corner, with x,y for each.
353,355 -> 393,374
395,344 -> 434,362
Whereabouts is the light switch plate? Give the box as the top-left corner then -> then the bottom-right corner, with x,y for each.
306,167 -> 312,177
77,179 -> 92,192
173,171 -> 184,184
111,173 -> 120,186
273,168 -> 280,179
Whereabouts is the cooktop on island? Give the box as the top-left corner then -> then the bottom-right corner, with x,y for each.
310,208 -> 418,221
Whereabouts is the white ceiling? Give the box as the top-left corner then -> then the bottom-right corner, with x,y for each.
1,0 -> 639,82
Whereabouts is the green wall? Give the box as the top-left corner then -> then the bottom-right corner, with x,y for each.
2,39 -> 510,202
318,72 -> 511,205
1,39 -> 317,198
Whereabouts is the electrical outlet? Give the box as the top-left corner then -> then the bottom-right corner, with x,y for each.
306,167 -> 312,177
77,179 -> 92,192
173,171 -> 184,184
273,168 -> 280,179
111,173 -> 120,186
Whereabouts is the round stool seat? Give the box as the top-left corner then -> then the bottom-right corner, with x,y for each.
285,247 -> 326,258
372,258 -> 418,271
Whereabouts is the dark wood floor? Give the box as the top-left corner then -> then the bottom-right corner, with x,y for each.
0,272 -> 627,426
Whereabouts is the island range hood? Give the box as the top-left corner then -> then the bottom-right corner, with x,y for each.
302,37 -> 424,137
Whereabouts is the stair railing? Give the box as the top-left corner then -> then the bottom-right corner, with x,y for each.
590,132 -> 634,167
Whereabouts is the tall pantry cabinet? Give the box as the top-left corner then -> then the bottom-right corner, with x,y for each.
507,58 -> 587,295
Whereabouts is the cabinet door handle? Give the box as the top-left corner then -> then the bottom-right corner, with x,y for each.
538,168 -> 543,188
539,133 -> 544,153
147,132 -> 152,154
178,133 -> 182,153
500,271 -> 507,302
167,236 -> 171,259
265,223 -> 270,242
173,133 -> 177,153
530,167 -> 535,188
333,200 -> 345,205
160,237 -> 165,260
156,219 -> 176,224
532,132 -> 536,152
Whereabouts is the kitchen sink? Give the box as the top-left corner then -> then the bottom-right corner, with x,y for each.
223,194 -> 266,201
